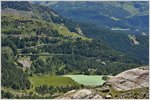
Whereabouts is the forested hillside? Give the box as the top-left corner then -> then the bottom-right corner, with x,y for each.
1,1 -> 148,99
31,1 -> 149,64
32,1 -> 149,34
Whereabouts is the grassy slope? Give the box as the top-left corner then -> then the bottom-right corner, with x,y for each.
28,75 -> 81,93
52,23 -> 91,41
29,75 -> 80,88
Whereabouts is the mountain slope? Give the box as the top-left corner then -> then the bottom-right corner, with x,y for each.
1,1 -> 148,99
32,1 -> 149,35
2,1 -> 141,76
31,1 -> 149,64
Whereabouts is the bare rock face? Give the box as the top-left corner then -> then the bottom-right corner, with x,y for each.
101,85 -> 110,92
105,94 -> 112,99
18,57 -> 31,68
107,66 -> 149,91
59,89 -> 102,99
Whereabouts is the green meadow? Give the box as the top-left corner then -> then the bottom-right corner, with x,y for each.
29,75 -> 80,88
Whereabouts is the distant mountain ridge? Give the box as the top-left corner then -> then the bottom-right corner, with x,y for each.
31,1 -> 149,35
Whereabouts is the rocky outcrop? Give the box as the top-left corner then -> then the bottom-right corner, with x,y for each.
128,35 -> 139,45
107,66 -> 149,91
105,94 -> 112,99
18,57 -> 31,68
59,89 -> 102,99
100,85 -> 110,92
